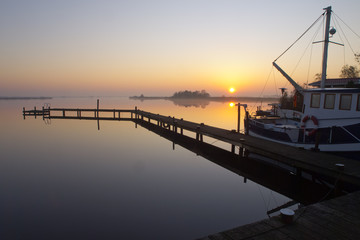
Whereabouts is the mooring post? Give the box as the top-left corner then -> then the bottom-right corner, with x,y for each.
245,111 -> 249,135
237,103 -> 241,133
23,107 -> 26,120
196,126 -> 200,141
97,99 -> 100,131
97,99 -> 99,118
34,106 -> 37,119
173,120 -> 177,133
239,147 -> 244,157
334,163 -> 345,196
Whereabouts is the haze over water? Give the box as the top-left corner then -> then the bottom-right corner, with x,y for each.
1,97 -> 290,239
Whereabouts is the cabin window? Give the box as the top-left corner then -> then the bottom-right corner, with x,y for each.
339,94 -> 352,110
357,94 -> 360,111
310,93 -> 321,108
324,94 -> 335,109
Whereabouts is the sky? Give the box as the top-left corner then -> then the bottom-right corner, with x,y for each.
1,0 -> 360,97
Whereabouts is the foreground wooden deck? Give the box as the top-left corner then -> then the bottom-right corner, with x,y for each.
23,106 -> 360,189
197,190 -> 360,240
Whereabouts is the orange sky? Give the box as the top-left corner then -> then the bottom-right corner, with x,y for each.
1,1 -> 359,97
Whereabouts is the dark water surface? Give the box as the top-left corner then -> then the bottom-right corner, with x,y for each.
0,97 -> 290,240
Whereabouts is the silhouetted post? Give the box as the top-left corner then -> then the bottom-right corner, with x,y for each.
23,107 -> 26,119
97,99 -> 99,118
245,111 -> 249,135
237,103 -> 240,133
196,126 -> 200,141
34,106 -> 37,119
97,99 -> 100,130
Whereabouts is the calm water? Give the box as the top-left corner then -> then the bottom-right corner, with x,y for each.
0,97 -> 290,240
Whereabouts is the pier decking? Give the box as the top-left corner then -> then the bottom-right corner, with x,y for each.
197,190 -> 360,240
23,106 -> 360,189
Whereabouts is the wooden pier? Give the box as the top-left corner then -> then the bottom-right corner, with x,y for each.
197,190 -> 360,240
23,106 -> 360,189
23,105 -> 360,239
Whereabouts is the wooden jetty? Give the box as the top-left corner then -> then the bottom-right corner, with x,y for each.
23,106 -> 360,189
197,190 -> 360,240
136,119 -> 334,205
23,105 -> 360,239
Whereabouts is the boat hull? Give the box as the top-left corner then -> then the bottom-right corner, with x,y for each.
248,119 -> 360,153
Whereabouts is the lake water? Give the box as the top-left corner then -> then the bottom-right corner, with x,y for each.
0,97 -> 290,240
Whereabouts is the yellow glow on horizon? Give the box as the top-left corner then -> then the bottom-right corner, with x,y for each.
229,102 -> 235,107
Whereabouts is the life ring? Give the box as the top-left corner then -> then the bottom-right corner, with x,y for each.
301,115 -> 318,136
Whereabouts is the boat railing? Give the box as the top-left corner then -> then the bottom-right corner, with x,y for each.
339,126 -> 360,143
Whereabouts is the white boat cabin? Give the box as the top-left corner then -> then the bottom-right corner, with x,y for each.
302,88 -> 360,127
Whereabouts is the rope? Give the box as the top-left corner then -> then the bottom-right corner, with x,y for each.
332,14 -> 357,56
274,13 -> 325,62
306,21 -> 324,86
249,65 -> 274,114
333,12 -> 360,39
331,17 -> 346,66
290,22 -> 323,78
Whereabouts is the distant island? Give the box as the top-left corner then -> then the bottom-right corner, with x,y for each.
129,90 -> 279,102
0,96 -> 52,100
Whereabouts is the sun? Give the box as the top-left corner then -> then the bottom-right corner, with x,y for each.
229,87 -> 235,93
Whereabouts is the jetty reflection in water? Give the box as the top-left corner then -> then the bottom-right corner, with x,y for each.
0,97 -> 326,240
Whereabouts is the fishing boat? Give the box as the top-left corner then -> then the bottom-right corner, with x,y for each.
246,6 -> 360,153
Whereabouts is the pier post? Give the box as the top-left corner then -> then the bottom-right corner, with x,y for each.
173,120 -> 177,133
245,111 -> 249,135
97,99 -> 99,118
34,106 -> 37,119
97,99 -> 100,130
239,147 -> 244,157
237,103 -> 240,133
196,126 -> 203,142
334,164 -> 345,196
23,107 -> 26,119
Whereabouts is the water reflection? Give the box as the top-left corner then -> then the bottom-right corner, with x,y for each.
135,119 -> 333,206
1,97 -> 298,240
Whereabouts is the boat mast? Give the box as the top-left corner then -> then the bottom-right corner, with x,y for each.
320,6 -> 332,88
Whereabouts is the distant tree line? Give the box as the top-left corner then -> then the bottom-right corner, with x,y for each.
171,90 -> 210,98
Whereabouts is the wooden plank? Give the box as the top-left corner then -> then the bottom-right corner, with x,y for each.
201,191 -> 360,240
